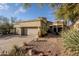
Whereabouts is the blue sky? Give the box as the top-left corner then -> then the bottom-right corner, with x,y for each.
0,3 -> 56,22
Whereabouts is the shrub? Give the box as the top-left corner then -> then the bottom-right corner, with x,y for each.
61,28 -> 79,55
8,45 -> 26,56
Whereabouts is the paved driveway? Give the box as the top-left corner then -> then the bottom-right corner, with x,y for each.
0,35 -> 34,53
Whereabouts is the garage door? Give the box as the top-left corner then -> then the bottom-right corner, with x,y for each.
27,28 -> 38,36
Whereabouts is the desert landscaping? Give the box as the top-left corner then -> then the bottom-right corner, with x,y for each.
0,3 -> 79,56
0,33 -> 61,56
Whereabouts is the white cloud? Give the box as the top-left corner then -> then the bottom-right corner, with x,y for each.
14,7 -> 26,15
0,3 -> 9,10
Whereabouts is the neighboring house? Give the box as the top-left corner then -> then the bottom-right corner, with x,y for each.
14,17 -> 48,37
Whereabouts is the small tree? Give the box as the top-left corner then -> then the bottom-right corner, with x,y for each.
0,16 -> 16,35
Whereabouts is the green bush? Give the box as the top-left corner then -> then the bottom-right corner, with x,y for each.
61,28 -> 79,55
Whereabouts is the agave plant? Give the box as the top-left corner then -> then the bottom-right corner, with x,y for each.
61,28 -> 79,55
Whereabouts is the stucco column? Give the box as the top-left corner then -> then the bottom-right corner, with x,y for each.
17,27 -> 22,36
19,28 -> 22,36
56,26 -> 58,33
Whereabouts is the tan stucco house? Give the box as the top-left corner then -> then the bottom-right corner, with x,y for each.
14,17 -> 48,37
14,17 -> 65,37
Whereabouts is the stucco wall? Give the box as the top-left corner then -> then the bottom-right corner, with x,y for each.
16,27 -> 21,35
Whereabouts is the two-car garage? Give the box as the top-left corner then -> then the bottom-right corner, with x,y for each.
21,27 -> 39,37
